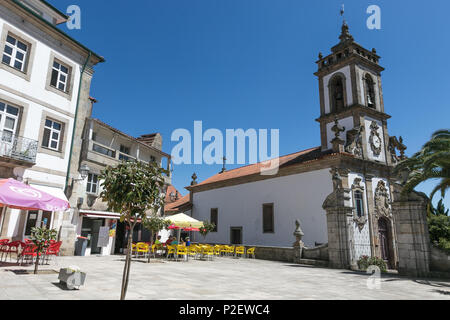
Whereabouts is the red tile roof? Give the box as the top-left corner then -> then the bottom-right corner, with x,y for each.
164,194 -> 190,214
165,184 -> 182,203
189,146 -> 338,188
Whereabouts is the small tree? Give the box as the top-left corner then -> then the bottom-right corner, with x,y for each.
100,160 -> 166,300
30,226 -> 57,274
198,221 -> 216,239
430,199 -> 449,216
142,214 -> 170,263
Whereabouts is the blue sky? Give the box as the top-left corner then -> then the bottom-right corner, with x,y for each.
55,0 -> 449,207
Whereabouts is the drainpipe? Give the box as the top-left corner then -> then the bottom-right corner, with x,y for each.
64,51 -> 92,194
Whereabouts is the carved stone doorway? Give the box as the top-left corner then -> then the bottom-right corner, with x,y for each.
378,217 -> 392,267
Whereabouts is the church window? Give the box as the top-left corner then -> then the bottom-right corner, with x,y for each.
263,203 -> 274,233
354,190 -> 364,217
210,208 -> 218,232
364,74 -> 376,109
330,76 -> 345,112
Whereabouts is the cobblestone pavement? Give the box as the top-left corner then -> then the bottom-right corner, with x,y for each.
0,255 -> 449,300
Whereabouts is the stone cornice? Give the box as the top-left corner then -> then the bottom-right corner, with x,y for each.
314,55 -> 384,78
5,0 -> 104,65
315,104 -> 391,123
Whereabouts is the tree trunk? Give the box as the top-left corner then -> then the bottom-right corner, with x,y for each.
120,222 -> 134,300
33,247 -> 40,275
148,230 -> 154,263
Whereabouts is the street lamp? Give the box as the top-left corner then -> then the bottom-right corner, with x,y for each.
79,164 -> 90,180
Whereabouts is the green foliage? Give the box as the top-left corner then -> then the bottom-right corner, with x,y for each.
30,226 -> 57,274
357,255 -> 387,273
430,199 -> 449,216
142,214 -> 171,235
99,160 -> 167,300
394,129 -> 450,214
428,214 -> 450,253
199,221 -> 216,238
30,226 -> 57,254
100,160 -> 167,224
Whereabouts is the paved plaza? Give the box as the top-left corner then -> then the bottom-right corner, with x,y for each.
0,255 -> 449,300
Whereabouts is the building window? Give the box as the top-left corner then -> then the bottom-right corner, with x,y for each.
364,74 -> 376,109
119,145 -> 131,161
354,190 -> 364,218
329,76 -> 345,112
92,143 -> 116,158
24,210 -> 52,236
50,60 -> 70,92
210,208 -> 218,232
0,101 -> 19,141
86,173 -> 99,194
24,210 -> 38,236
42,118 -> 62,151
262,203 -> 274,233
150,155 -> 156,163
2,34 -> 28,72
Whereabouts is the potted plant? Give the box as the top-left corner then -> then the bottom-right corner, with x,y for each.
58,266 -> 87,290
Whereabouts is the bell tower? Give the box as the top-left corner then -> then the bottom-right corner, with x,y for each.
314,21 -> 402,166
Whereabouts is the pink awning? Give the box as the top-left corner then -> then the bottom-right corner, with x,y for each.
0,178 -> 70,212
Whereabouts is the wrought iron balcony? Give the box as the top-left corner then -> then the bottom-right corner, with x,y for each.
0,131 -> 38,164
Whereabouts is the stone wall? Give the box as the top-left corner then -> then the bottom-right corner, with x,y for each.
303,243 -> 329,261
251,246 -> 293,262
391,186 -> 431,277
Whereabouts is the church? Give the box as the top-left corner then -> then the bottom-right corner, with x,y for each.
185,21 -> 408,269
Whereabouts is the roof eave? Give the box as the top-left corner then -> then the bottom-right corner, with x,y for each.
10,0 -> 105,64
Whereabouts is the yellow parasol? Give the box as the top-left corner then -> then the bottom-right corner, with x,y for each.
164,213 -> 204,244
164,213 -> 204,228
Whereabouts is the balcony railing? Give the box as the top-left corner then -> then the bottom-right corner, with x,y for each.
0,131 -> 38,164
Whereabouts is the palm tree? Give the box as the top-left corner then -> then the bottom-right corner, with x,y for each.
394,129 -> 450,214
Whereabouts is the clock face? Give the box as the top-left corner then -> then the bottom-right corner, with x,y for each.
372,135 -> 381,149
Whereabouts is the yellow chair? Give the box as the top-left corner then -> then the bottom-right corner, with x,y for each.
176,245 -> 188,261
227,245 -> 235,256
235,246 -> 245,258
166,245 -> 176,260
246,247 -> 256,259
136,242 -> 149,258
204,246 -> 214,261
188,245 -> 198,260
214,245 -> 222,256
220,245 -> 228,256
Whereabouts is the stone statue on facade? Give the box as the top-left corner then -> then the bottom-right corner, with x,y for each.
345,125 -> 363,157
388,136 -> 407,164
374,180 -> 391,218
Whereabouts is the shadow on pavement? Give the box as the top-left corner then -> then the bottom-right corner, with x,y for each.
51,282 -> 78,291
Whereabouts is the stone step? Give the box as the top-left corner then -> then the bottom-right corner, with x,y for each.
296,258 -> 329,268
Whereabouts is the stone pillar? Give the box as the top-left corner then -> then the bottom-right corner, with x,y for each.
391,183 -> 431,277
58,209 -> 78,256
323,168 -> 355,269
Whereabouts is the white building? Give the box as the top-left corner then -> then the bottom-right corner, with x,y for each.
187,22 -> 408,269
0,0 -> 103,250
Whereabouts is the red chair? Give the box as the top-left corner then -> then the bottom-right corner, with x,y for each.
0,239 -> 9,260
44,241 -> 62,264
18,244 -> 38,265
1,241 -> 21,262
